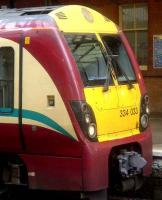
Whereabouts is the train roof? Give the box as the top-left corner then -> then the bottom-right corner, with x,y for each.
0,6 -> 60,17
0,5 -> 118,34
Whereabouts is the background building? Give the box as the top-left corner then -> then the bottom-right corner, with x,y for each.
0,0 -> 162,115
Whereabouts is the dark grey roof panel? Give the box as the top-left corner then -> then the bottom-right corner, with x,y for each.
0,6 -> 62,18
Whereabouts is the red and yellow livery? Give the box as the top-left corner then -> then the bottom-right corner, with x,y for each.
0,5 -> 152,199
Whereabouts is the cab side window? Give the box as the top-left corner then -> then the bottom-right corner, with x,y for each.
0,47 -> 14,111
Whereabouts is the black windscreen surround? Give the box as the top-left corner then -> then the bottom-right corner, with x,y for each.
0,47 -> 14,110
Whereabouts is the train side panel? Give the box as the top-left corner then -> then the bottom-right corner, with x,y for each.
0,30 -> 83,190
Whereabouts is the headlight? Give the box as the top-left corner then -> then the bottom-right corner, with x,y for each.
70,101 -> 97,141
140,94 -> 150,131
88,124 -> 97,139
140,114 -> 149,129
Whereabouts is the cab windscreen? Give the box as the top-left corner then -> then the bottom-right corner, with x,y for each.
64,34 -> 113,87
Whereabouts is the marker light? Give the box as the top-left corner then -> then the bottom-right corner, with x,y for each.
144,95 -> 149,105
85,113 -> 91,124
146,105 -> 150,115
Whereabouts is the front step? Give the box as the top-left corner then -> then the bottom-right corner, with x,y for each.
0,186 -> 8,196
2,163 -> 24,185
81,189 -> 107,200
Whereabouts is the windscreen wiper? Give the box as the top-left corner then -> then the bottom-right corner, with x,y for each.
98,42 -> 113,92
103,42 -> 133,90
112,58 -> 133,89
103,56 -> 113,92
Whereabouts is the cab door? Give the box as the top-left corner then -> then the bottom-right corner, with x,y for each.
79,34 -> 120,140
101,35 -> 141,136
0,34 -> 23,151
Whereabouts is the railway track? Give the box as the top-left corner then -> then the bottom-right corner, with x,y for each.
0,182 -> 155,200
0,157 -> 161,200
0,187 -> 157,200
0,180 -> 158,200
109,195 -> 152,199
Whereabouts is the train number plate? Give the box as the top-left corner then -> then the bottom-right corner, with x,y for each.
120,107 -> 138,117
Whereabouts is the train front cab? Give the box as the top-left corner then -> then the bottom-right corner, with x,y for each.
50,5 -> 152,195
0,5 -> 152,200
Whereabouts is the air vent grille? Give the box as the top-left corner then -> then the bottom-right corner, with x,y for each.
55,12 -> 67,19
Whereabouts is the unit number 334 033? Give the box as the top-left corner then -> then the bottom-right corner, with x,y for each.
120,107 -> 138,117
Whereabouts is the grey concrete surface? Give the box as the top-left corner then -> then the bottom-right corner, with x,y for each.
150,117 -> 162,144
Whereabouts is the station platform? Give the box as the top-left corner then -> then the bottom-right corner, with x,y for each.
150,117 -> 162,200
151,116 -> 162,145
151,116 -> 162,156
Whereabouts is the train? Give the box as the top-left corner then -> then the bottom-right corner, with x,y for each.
0,5 -> 152,200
